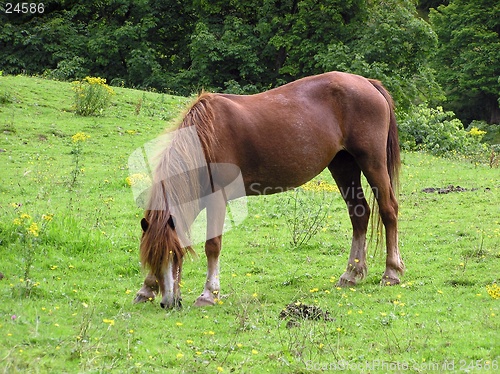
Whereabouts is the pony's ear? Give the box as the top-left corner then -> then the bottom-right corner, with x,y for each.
140,218 -> 149,232
167,215 -> 175,229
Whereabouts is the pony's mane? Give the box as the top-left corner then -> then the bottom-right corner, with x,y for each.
140,93 -> 217,276
179,92 -> 218,162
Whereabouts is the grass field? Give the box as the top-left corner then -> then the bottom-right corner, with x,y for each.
0,75 -> 499,373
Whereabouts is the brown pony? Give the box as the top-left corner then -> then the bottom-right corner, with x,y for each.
133,71 -> 404,309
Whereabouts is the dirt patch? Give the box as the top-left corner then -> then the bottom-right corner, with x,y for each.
422,185 -> 479,194
279,301 -> 333,327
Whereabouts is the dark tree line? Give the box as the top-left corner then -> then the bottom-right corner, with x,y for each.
1,0 -> 499,123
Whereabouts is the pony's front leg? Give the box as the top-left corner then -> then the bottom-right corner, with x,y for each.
195,236 -> 222,306
195,191 -> 225,307
159,256 -> 183,309
133,272 -> 159,303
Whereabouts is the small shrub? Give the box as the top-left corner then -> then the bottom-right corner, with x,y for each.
276,180 -> 337,247
399,104 -> 488,158
72,76 -> 115,116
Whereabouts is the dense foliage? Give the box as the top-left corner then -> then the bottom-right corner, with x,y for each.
430,0 -> 500,124
0,0 -> 499,125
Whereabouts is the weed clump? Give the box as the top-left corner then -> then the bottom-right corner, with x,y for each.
72,76 -> 115,116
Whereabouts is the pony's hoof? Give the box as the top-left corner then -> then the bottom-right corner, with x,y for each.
380,276 -> 400,286
133,292 -> 155,304
336,274 -> 357,287
194,296 -> 216,307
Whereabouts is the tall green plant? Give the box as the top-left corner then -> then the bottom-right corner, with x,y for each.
69,132 -> 90,190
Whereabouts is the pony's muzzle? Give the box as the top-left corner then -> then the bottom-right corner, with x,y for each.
160,298 -> 182,310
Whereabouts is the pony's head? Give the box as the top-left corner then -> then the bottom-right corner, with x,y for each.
140,210 -> 180,273
140,208 -> 191,308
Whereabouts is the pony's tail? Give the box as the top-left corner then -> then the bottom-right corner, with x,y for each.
369,80 -> 400,192
368,79 -> 401,251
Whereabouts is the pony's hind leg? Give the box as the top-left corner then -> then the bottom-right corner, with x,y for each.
134,272 -> 159,303
329,151 -> 370,286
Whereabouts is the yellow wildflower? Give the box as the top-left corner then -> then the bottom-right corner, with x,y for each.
42,214 -> 54,222
85,76 -> 106,85
81,76 -> 115,95
72,132 -> 90,143
468,127 -> 486,137
301,180 -> 339,193
27,222 -> 39,237
20,213 -> 31,220
486,283 -> 500,299
126,173 -> 148,186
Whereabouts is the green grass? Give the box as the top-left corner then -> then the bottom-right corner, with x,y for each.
0,75 -> 499,373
